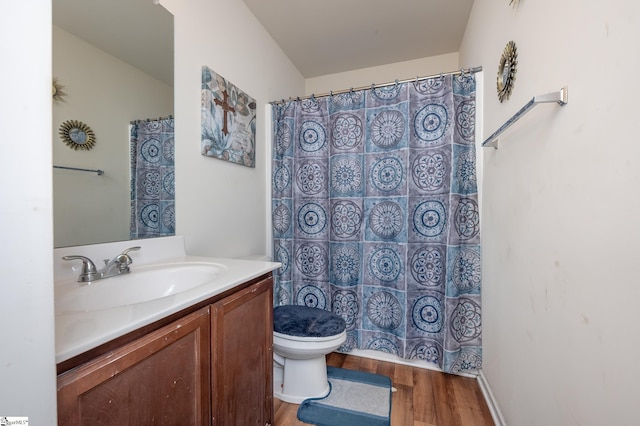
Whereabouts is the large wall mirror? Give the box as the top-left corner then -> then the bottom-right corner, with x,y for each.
53,0 -> 174,248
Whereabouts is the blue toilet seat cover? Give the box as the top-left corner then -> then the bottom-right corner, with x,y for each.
274,305 -> 346,338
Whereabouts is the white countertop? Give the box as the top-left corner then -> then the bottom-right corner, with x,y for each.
54,237 -> 280,363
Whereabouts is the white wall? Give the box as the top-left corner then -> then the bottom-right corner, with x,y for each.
53,27 -> 173,247
305,52 -> 459,96
0,2 -> 57,423
160,0 -> 305,258
460,0 -> 640,424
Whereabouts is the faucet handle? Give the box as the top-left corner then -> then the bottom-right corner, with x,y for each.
115,246 -> 142,272
122,246 -> 141,256
62,255 -> 99,283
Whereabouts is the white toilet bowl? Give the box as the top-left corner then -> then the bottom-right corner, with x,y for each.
272,305 -> 347,404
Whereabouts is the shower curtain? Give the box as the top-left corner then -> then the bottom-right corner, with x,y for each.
130,117 -> 175,239
271,73 -> 481,375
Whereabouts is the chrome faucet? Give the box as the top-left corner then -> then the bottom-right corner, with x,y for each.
63,246 -> 141,284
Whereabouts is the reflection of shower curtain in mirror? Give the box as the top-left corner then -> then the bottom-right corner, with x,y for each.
130,117 -> 175,239
271,74 -> 482,375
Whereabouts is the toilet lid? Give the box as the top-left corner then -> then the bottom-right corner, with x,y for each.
274,305 -> 346,338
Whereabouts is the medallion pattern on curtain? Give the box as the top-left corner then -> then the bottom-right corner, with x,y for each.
271,74 -> 481,374
130,117 -> 175,239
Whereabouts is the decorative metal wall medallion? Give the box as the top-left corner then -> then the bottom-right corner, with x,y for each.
52,77 -> 68,103
59,120 -> 96,150
497,41 -> 518,102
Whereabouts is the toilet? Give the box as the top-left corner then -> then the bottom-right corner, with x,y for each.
272,305 -> 347,404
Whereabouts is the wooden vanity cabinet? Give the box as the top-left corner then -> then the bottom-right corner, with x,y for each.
211,276 -> 273,425
57,274 -> 274,426
57,307 -> 211,425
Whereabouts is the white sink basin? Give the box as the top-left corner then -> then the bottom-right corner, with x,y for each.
55,262 -> 226,312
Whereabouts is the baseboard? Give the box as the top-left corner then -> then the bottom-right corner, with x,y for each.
477,369 -> 507,426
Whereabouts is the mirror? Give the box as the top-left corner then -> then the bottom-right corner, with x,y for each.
497,40 -> 517,103
52,0 -> 174,248
59,120 -> 96,150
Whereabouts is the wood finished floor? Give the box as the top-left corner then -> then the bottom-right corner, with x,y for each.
273,352 -> 494,426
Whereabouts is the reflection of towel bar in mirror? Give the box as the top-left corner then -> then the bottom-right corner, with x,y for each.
53,165 -> 104,176
482,86 -> 569,149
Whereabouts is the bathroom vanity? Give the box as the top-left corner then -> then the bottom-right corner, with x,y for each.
54,237 -> 279,426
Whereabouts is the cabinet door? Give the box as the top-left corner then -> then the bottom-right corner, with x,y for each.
211,277 -> 273,426
58,307 -> 211,426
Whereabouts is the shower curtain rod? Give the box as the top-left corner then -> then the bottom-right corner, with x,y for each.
270,66 -> 482,105
129,115 -> 174,125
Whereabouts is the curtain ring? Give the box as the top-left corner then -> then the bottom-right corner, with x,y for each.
311,93 -> 315,100
371,84 -> 375,91
439,72 -> 444,80
330,91 -> 333,97
415,76 -> 419,83
394,79 -> 399,86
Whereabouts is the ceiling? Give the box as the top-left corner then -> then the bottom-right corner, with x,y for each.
52,0 -> 474,84
242,0 -> 475,78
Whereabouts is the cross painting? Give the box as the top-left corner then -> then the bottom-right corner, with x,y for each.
201,66 -> 257,167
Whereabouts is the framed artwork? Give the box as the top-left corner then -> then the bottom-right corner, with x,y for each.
201,66 -> 257,167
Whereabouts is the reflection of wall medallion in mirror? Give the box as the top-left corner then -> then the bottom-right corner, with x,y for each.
497,41 -> 518,103
59,120 -> 96,150
52,77 -> 68,103
201,66 -> 257,168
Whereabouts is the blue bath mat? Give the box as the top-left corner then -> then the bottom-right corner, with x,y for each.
297,366 -> 392,426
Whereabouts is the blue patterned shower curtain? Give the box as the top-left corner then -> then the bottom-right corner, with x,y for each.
130,117 -> 175,239
271,74 -> 481,375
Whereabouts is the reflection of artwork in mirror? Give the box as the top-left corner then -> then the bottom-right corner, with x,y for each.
497,41 -> 518,103
59,120 -> 96,150
201,66 -> 257,168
